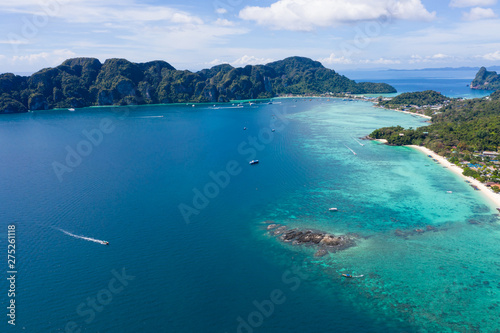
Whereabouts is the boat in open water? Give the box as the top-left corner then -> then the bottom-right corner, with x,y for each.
249,160 -> 259,165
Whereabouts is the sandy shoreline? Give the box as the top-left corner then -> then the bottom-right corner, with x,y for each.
374,105 -> 432,120
408,145 -> 500,209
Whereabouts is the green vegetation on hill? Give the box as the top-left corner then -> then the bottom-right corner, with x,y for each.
379,90 -> 448,108
471,67 -> 500,91
371,90 -> 500,184
371,90 -> 500,152
0,56 -> 396,113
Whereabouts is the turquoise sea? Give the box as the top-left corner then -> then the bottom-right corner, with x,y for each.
1,96 -> 500,332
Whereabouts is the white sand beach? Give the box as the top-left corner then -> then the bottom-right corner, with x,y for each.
374,139 -> 388,143
374,106 -> 432,120
409,145 -> 500,208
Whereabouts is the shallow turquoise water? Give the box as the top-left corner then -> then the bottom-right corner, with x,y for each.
255,100 -> 500,332
0,98 -> 499,332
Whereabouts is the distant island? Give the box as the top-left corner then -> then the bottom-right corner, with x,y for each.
0,56 -> 396,114
471,67 -> 500,90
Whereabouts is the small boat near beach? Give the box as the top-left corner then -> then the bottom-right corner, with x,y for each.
249,160 -> 259,165
68,108 -> 75,112
447,191 -> 453,194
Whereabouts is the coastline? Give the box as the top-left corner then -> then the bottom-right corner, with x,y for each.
374,105 -> 432,120
408,145 -> 500,209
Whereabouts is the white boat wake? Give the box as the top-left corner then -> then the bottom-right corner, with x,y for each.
352,137 -> 365,146
56,228 -> 108,245
344,144 -> 357,155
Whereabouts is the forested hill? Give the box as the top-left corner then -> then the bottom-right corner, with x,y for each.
378,90 -> 449,109
0,56 -> 396,113
471,67 -> 500,91
370,90 -> 500,152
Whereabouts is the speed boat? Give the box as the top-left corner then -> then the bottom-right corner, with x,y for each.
329,208 -> 338,211
249,160 -> 259,165
103,241 -> 109,245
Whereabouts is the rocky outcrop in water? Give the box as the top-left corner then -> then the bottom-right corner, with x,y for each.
394,225 -> 440,239
265,222 -> 356,257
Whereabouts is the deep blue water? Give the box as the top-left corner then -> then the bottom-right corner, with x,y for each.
0,98 -> 499,333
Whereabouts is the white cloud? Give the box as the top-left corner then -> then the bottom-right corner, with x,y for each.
208,59 -> 226,66
0,40 -> 29,45
431,53 -> 452,59
463,7 -> 497,20
318,53 -> 353,65
216,8 -> 228,14
207,56 -> 276,67
450,0 -> 497,8
482,50 -> 500,60
408,53 -> 454,64
239,0 -> 435,31
231,55 -> 275,66
360,58 -> 401,64
0,1 -> 204,25
11,49 -> 76,67
215,18 -> 236,27
116,23 -> 248,53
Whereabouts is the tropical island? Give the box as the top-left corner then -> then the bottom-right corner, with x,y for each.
0,56 -> 396,114
370,89 -> 500,193
376,90 -> 450,117
471,67 -> 500,91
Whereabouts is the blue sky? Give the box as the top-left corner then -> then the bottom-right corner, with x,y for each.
1,0 -> 500,73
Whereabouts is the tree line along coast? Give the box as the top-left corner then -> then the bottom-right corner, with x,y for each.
0,56 -> 396,114
2,57 -> 499,196
370,87 -> 500,194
